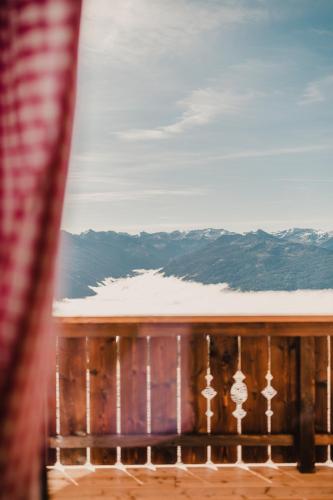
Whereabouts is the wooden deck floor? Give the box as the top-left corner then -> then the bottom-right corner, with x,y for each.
49,465 -> 333,499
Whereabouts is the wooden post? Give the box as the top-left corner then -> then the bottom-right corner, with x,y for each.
297,336 -> 315,473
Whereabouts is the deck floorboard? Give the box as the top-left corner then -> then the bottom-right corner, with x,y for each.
49,466 -> 333,499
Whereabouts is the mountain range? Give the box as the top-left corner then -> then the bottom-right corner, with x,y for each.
56,228 -> 333,299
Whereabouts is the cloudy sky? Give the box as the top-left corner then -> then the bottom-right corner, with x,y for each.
62,0 -> 333,234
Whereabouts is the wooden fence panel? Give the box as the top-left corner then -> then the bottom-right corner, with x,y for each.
121,337 -> 147,464
271,337 -> 297,462
315,337 -> 328,462
242,336 -> 268,463
151,337 -> 177,464
89,337 -> 117,465
47,340 -> 57,466
331,337 -> 333,461
210,335 -> 238,463
59,337 -> 87,465
181,334 -> 207,464
51,318 -> 333,469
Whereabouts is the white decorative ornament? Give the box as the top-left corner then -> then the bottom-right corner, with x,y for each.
261,373 -> 277,401
261,372 -> 277,418
202,385 -> 217,401
201,371 -> 216,434
230,370 -> 248,420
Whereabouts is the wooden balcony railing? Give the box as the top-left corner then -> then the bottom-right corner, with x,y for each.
48,316 -> 333,472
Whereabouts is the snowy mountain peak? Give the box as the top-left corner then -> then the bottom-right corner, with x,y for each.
274,228 -> 333,245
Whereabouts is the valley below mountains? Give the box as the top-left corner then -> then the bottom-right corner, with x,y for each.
56,228 -> 333,299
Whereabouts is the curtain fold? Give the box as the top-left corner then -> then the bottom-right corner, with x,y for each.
0,1 -> 82,498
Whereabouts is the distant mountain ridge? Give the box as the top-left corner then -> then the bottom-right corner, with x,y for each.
56,228 -> 333,299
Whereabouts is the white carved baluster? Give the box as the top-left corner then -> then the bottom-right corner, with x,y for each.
55,336 -> 61,469
201,335 -> 217,467
176,335 -> 186,469
145,336 -> 155,470
85,337 -> 95,471
261,336 -> 277,464
115,336 -> 124,469
230,336 -> 248,463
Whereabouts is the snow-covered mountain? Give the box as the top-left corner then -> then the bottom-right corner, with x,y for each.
56,227 -> 333,299
274,228 -> 333,245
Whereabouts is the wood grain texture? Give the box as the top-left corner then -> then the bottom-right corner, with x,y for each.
150,337 -> 177,464
55,317 -> 333,339
49,433 -> 295,448
315,337 -> 328,463
89,337 -> 117,465
271,337 -> 297,462
49,466 -> 333,500
331,336 -> 333,462
55,315 -> 333,324
50,433 -> 333,448
180,334 -> 207,464
120,337 -> 147,464
241,337 -> 268,463
59,337 -> 87,465
297,336 -> 315,473
47,338 -> 57,466
210,335 -> 238,463
51,318 -> 333,469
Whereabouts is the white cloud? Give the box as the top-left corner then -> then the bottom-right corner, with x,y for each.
66,187 -> 206,203
207,144 -> 333,161
299,74 -> 333,105
55,269 -> 333,315
118,87 -> 254,141
80,0 -> 265,63
311,28 -> 333,37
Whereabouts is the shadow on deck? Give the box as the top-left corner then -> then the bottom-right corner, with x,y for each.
49,465 -> 333,499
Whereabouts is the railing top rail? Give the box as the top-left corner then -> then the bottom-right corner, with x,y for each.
54,315 -> 333,337
54,315 -> 333,323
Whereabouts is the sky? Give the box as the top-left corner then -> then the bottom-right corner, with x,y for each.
62,0 -> 333,235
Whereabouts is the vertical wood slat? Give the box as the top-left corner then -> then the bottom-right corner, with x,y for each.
271,337 -> 297,462
151,337 -> 177,464
315,337 -> 328,462
181,334 -> 207,464
47,337 -> 57,466
210,335 -> 238,463
89,337 -> 117,465
241,337 -> 268,463
297,336 -> 315,473
59,337 -> 87,465
330,336 -> 333,462
121,337 -> 147,464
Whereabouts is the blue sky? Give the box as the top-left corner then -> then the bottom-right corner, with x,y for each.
62,0 -> 333,234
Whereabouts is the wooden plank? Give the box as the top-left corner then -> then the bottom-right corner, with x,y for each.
271,337 -> 298,462
150,337 -> 177,464
47,338 -> 57,465
241,337 -> 268,463
55,319 -> 333,338
59,337 -> 86,465
89,337 -> 117,465
297,336 -> 315,473
120,337 -> 147,465
315,434 -> 333,445
315,337 -> 328,462
48,466 -> 333,499
49,433 -> 294,448
210,335 -> 238,463
331,336 -> 333,462
55,315 -> 333,324
180,334 -> 207,464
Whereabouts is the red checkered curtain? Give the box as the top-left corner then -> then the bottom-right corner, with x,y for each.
0,1 -> 81,498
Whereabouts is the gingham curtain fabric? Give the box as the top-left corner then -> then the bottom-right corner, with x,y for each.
0,1 -> 81,498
